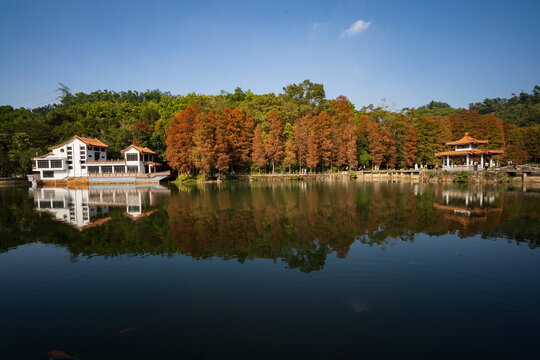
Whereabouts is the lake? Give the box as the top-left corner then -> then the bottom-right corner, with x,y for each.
1,182 -> 539,359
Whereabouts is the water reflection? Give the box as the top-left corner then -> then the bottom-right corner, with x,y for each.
1,182 -> 539,267
33,186 -> 171,230
433,187 -> 503,227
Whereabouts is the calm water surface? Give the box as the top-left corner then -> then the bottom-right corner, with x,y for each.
1,182 -> 539,359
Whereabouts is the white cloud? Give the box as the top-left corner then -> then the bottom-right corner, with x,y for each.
341,20 -> 371,37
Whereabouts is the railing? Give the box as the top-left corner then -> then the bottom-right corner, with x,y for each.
88,172 -> 139,177
88,171 -> 170,178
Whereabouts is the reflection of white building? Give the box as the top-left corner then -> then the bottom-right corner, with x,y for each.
34,186 -> 170,230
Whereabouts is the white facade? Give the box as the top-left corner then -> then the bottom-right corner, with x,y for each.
122,145 -> 158,174
33,137 -> 108,180
33,137 -> 159,180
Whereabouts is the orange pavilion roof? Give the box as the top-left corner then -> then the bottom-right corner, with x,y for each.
435,149 -> 504,157
446,132 -> 489,146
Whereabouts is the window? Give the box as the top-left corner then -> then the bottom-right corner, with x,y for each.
114,166 -> 125,173
50,160 -> 62,168
80,146 -> 85,150
126,154 -> 138,161
60,149 -> 65,153
68,166 -> 73,170
80,156 -> 85,159
88,166 -> 99,173
81,166 -> 86,169
127,166 -> 138,173
67,160 -> 72,164
67,146 -> 72,150
42,171 -> 54,178
128,205 -> 141,213
52,201 -> 64,209
68,156 -> 72,160
37,160 -> 49,168
88,154 -> 93,158
101,166 -> 112,173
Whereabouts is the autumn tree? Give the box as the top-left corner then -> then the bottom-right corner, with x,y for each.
214,110 -> 231,176
331,96 -> 357,170
166,104 -> 199,173
306,130 -> 319,172
316,111 -> 332,169
282,122 -> 297,173
294,114 -> 310,171
265,109 -> 284,173
504,124 -> 529,164
382,125 -> 397,169
191,111 -> 216,177
366,121 -> 385,169
251,124 -> 266,172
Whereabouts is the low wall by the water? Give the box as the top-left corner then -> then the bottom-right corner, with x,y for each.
232,168 -> 540,184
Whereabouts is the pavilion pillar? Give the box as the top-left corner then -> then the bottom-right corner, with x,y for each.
480,154 -> 484,167
466,154 -> 470,166
446,156 -> 450,167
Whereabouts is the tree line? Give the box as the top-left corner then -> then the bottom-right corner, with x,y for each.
1,81 -> 540,177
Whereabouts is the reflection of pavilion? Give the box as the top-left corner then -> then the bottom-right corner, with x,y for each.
433,188 -> 502,227
34,186 -> 170,230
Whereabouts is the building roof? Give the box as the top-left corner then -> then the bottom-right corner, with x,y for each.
143,161 -> 161,166
48,135 -> 109,150
32,152 -> 54,159
121,144 -> 156,155
435,149 -> 504,157
79,216 -> 112,231
446,132 -> 489,146
123,209 -> 157,220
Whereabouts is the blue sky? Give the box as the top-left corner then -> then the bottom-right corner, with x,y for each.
1,0 -> 539,110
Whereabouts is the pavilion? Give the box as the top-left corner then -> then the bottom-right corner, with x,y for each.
435,132 -> 504,169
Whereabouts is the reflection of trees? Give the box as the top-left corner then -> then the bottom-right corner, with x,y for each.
2,183 -> 540,273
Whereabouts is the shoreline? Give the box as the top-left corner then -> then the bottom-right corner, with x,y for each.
174,167 -> 540,185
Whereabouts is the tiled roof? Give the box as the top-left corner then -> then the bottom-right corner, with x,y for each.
446,133 -> 489,146
48,135 -> 109,150
435,149 -> 504,157
121,144 -> 156,155
32,152 -> 54,159
79,216 -> 112,231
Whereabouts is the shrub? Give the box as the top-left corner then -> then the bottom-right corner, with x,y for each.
348,171 -> 357,181
453,171 -> 469,183
196,173 -> 208,183
174,173 -> 195,184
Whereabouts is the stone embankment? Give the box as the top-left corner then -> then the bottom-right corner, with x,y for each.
235,166 -> 540,184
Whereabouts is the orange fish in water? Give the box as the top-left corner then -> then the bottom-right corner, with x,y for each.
117,326 -> 138,335
47,350 -> 73,359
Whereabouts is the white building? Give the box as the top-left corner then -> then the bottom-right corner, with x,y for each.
32,136 -> 164,181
